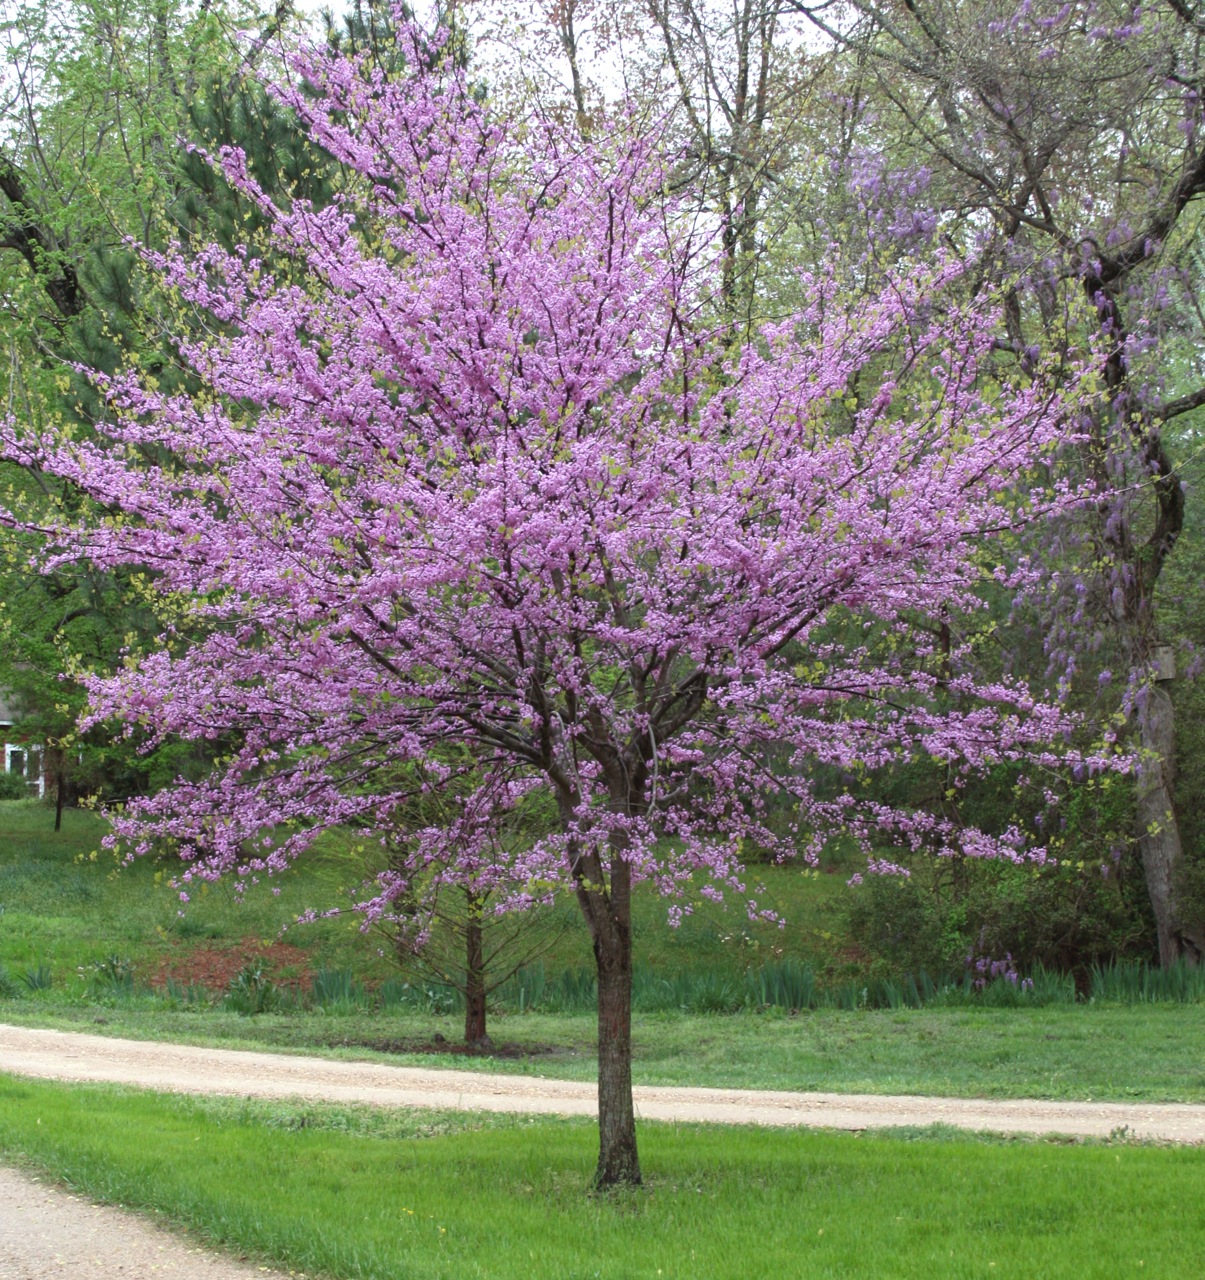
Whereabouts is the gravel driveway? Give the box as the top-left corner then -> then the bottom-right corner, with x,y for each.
0,1166 -> 292,1280
3,1022 -> 1204,1141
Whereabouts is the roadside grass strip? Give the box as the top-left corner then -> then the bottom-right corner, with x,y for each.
1,1075 -> 1202,1279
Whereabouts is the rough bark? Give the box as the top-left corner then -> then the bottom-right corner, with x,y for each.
1136,682 -> 1205,965
561,778 -> 643,1188
593,875 -> 640,1188
1088,276 -> 1193,966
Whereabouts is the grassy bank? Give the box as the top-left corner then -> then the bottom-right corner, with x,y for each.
4,1001 -> 1205,1102
0,800 -> 846,990
4,799 -> 1199,1019
1,1075 -> 1201,1279
6,797 -> 1205,1106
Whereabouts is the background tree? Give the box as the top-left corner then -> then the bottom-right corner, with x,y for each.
477,0 -> 840,325
790,0 -> 1205,963
378,770 -> 566,1049
0,0 -> 420,807
0,0 -> 297,802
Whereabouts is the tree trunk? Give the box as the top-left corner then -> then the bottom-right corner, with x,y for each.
463,898 -> 491,1049
1083,277 -> 1194,967
1136,682 -> 1204,966
559,776 -> 644,1188
594,915 -> 640,1188
50,746 -> 66,832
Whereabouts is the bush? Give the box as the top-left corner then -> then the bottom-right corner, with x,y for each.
0,773 -> 31,801
946,842 -> 1152,975
1173,850 -> 1205,948
79,954 -> 135,997
223,962 -> 281,1015
844,873 -> 955,976
845,851 -> 1154,979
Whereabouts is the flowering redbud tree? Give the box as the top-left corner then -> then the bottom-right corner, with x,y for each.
1,24 -> 1105,1186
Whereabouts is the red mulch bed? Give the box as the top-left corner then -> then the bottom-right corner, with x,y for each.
149,938 -> 314,993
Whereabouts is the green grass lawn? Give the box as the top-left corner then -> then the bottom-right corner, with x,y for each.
0,802 -> 397,980
0,799 -> 848,987
1,1075 -> 1201,1279
5,802 -> 1203,1275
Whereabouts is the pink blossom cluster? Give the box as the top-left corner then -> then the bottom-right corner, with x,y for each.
0,22 -> 1110,925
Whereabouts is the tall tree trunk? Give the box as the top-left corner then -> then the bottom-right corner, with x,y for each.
1088,279 -> 1194,967
594,893 -> 639,1188
463,892 -> 491,1049
559,769 -> 643,1187
54,760 -> 65,833
1136,682 -> 1205,966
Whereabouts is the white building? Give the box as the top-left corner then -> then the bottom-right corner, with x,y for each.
0,688 -> 44,797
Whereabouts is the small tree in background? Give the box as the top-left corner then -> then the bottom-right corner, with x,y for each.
2,17 -> 1108,1186
372,767 -> 567,1049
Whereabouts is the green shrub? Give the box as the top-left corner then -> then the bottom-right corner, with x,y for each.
844,873 -> 953,975
79,954 -> 135,997
845,852 -> 1153,979
0,774 -> 30,801
1172,850 -> 1205,947
223,962 -> 281,1015
17,963 -> 52,992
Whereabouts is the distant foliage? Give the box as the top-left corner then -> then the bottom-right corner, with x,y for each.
845,842 -> 1154,977
0,775 -> 31,801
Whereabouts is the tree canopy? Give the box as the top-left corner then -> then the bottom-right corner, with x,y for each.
0,16 -> 1117,1182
